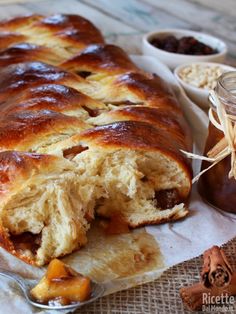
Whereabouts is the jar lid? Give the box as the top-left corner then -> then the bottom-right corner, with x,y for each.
210,71 -> 236,115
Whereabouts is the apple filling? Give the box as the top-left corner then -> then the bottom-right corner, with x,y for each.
30,259 -> 91,305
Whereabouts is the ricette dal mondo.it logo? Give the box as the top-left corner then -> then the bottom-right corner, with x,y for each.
202,292 -> 235,312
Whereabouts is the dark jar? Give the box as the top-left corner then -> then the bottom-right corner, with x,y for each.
198,71 -> 236,213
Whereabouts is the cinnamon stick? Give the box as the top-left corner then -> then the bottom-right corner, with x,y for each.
180,245 -> 236,311
180,273 -> 236,311
201,246 -> 233,288
180,282 -> 208,311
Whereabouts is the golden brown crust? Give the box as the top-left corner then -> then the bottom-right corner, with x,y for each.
35,14 -> 104,45
94,106 -> 192,150
0,84 -> 104,116
0,61 -> 83,102
0,32 -> 27,49
0,14 -> 104,53
61,44 -> 138,76
115,72 -> 181,110
78,121 -> 192,176
0,110 -> 88,152
0,43 -> 61,67
80,120 -> 183,150
0,150 -> 58,189
0,14 -> 43,30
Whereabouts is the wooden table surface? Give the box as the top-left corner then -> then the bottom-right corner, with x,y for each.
0,0 -> 235,66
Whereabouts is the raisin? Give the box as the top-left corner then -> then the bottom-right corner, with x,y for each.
155,188 -> 182,209
150,35 -> 216,55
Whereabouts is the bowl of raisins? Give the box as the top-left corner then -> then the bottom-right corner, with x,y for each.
142,29 -> 227,70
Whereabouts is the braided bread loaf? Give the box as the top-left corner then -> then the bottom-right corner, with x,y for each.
0,14 -> 192,266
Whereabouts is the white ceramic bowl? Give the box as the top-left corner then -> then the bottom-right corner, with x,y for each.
174,62 -> 236,109
142,29 -> 227,70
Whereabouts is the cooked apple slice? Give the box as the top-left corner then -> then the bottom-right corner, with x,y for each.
30,259 -> 91,304
46,258 -> 71,281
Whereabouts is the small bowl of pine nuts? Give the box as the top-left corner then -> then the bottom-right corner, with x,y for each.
174,62 -> 236,110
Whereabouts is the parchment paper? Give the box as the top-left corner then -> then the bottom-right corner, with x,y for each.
0,56 -> 235,314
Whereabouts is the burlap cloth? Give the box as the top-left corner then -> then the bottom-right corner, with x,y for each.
75,237 -> 236,314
